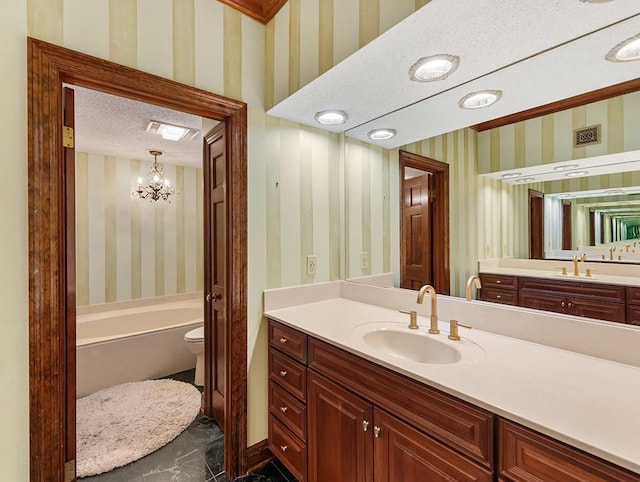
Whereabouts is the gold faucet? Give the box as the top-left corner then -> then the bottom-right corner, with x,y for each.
465,275 -> 482,301
417,285 -> 439,334
572,255 -> 580,276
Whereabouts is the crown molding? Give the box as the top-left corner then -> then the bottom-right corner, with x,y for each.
218,0 -> 288,23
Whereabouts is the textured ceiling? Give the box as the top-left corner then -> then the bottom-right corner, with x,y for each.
73,85 -> 213,168
268,0 -> 640,149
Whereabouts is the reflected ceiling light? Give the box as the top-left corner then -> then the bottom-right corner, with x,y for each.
409,54 -> 460,82
605,188 -> 625,194
553,164 -> 579,171
459,90 -> 502,109
579,0 -> 616,3
367,129 -> 396,140
146,121 -> 199,141
606,34 -> 640,62
515,177 -> 536,183
558,194 -> 573,198
315,110 -> 348,125
565,171 -> 589,177
501,172 -> 522,179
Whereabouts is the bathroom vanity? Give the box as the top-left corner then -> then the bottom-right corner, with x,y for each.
264,281 -> 640,482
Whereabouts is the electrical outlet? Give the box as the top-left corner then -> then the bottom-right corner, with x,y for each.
360,252 -> 368,270
306,255 -> 317,275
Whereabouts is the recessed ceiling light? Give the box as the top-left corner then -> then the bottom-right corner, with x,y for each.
501,172 -> 522,179
515,177 -> 536,183
606,35 -> 640,62
367,129 -> 396,140
146,121 -> 199,141
565,171 -> 589,177
409,54 -> 460,82
553,164 -> 580,171
459,90 -> 502,109
315,110 -> 348,125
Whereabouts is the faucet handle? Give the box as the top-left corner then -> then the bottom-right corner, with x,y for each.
585,268 -> 595,278
448,320 -> 472,341
555,267 -> 567,276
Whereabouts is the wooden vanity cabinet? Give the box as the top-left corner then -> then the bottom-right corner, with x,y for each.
518,277 -> 626,323
479,273 -> 519,306
499,419 -> 640,482
626,287 -> 640,326
268,321 -> 308,481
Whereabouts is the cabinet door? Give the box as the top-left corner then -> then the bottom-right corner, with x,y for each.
373,409 -> 493,482
568,298 -> 626,323
307,372 -> 373,482
519,290 -> 566,314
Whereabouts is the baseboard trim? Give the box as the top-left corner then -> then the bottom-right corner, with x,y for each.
246,439 -> 273,473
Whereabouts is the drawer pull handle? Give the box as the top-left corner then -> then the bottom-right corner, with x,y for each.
561,301 -> 566,308
373,426 -> 381,438
280,445 -> 288,452
496,280 -> 501,284
279,370 -> 288,377
362,420 -> 369,432
280,406 -> 288,413
496,295 -> 501,299
279,337 -> 288,344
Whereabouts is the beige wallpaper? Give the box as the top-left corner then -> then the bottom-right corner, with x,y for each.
75,152 -> 203,306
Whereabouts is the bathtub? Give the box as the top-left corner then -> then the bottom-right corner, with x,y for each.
76,295 -> 204,398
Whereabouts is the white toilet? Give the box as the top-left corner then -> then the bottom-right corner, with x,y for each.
184,326 -> 205,386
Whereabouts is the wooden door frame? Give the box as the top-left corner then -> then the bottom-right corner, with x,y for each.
399,150 -> 450,295
27,38 -> 248,480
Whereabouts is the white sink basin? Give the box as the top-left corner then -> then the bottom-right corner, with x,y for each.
352,322 -> 485,365
362,329 -> 461,364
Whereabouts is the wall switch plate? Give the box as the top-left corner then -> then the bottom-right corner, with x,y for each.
307,255 -> 317,275
360,252 -> 368,270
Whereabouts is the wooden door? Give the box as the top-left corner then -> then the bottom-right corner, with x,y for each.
63,86 -> 77,480
562,200 -> 572,250
519,290 -> 566,314
401,174 -> 432,290
589,209 -> 595,246
399,151 -> 450,295
307,372 -> 373,482
528,190 -> 544,259
204,123 -> 227,428
568,298 -> 626,323
373,408 -> 492,482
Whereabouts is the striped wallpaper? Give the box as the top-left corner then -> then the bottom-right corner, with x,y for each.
477,91 -> 640,175
75,152 -> 203,306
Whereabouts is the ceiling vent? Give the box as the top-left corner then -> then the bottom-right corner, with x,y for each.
574,124 -> 601,148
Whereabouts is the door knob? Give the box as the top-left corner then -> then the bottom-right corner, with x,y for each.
206,293 -> 221,302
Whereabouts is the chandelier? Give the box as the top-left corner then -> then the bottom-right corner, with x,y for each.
133,150 -> 175,202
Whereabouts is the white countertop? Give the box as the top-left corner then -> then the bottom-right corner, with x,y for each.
480,265 -> 640,287
265,296 -> 640,474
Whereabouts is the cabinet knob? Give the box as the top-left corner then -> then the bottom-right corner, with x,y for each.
362,420 -> 369,432
561,301 -> 565,308
496,280 -> 501,284
280,406 -> 288,413
496,295 -> 502,299
280,445 -> 288,452
568,302 -> 573,308
279,337 -> 288,344
373,426 -> 381,438
279,370 -> 288,377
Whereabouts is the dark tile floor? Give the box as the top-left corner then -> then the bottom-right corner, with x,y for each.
81,370 -> 296,482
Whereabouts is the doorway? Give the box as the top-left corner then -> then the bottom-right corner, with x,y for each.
529,189 -> 545,259
562,200 -> 572,250
399,150 -> 450,295
28,38 -> 248,480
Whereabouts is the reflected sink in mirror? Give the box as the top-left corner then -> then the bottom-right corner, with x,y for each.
352,322 -> 485,365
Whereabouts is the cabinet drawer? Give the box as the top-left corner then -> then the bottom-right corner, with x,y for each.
269,415 -> 307,482
269,383 -> 306,441
499,419 -> 640,482
482,288 -> 519,306
270,350 -> 307,401
308,338 -> 494,469
627,287 -> 640,305
626,304 -> 640,326
479,273 -> 518,290
269,320 -> 307,363
519,277 -> 625,302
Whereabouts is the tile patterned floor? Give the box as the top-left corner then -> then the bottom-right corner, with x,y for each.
80,371 -> 296,482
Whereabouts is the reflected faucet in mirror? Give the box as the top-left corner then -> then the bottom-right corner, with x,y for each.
416,285 -> 439,334
465,275 -> 482,301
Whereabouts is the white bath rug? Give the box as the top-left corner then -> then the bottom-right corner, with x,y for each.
76,379 -> 201,478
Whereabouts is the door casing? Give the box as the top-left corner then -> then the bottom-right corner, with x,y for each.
27,38 -> 248,480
